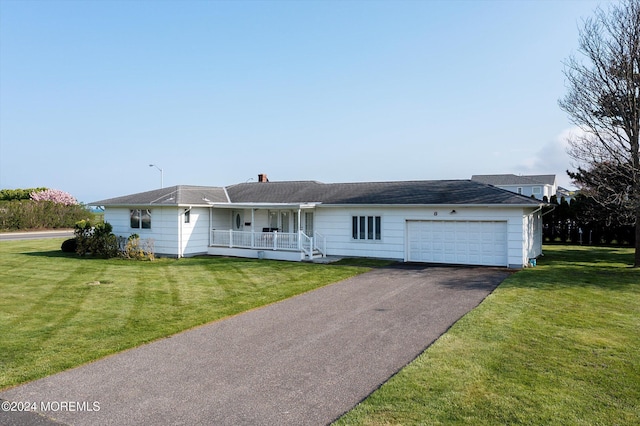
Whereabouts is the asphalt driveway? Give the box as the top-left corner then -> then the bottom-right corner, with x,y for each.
0,265 -> 510,426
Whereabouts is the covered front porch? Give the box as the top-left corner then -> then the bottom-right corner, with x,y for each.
206,202 -> 326,261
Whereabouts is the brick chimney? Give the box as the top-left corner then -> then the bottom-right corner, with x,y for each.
258,173 -> 269,183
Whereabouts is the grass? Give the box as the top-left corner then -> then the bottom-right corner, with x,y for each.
335,245 -> 640,425
0,238 -> 368,390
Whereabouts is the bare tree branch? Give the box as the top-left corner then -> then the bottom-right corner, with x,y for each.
559,0 -> 640,266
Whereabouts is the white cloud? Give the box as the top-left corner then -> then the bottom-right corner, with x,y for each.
514,126 -> 584,189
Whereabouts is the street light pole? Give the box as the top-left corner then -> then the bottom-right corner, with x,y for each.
149,164 -> 164,188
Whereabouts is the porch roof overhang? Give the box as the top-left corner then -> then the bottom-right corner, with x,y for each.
207,202 -> 321,210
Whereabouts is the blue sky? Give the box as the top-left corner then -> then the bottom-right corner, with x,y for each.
0,0 -> 608,203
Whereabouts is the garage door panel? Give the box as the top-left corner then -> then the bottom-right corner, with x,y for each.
407,220 -> 507,267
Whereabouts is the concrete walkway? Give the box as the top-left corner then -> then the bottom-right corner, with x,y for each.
0,265 -> 510,426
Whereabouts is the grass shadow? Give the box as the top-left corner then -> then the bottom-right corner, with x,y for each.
499,245 -> 639,291
542,245 -> 635,264
22,250 -> 76,258
22,250 -> 109,261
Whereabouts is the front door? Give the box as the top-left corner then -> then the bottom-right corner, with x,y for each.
232,210 -> 244,231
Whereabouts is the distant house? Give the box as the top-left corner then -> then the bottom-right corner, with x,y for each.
91,176 -> 544,268
471,174 -> 557,200
556,186 -> 576,201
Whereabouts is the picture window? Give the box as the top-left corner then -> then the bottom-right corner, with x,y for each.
352,216 -> 381,240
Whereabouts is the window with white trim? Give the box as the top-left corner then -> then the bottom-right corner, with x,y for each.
352,215 -> 381,240
130,209 -> 151,229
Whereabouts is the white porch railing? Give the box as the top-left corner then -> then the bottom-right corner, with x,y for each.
314,231 -> 326,256
300,232 -> 312,258
211,230 -> 300,251
210,229 -> 326,258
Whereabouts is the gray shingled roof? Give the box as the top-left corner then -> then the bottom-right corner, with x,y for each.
92,180 -> 542,207
92,185 -> 229,206
471,174 -> 556,186
226,180 -> 541,205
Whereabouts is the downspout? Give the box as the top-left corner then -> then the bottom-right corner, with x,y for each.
526,204 -> 548,264
541,205 -> 555,217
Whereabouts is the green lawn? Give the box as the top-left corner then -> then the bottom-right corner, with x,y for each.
0,238 -> 368,390
3,240 -> 639,424
335,245 -> 640,425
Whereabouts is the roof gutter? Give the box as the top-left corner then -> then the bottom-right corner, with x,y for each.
316,203 -> 545,209
541,204 -> 556,216
206,202 -> 320,209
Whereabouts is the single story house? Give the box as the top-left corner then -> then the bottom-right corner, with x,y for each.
471,174 -> 557,200
91,177 -> 545,268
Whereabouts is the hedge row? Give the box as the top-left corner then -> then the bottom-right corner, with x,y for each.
0,200 -> 94,231
0,188 -> 48,201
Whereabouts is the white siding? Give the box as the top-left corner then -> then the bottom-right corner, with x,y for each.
210,209 -> 231,231
522,209 -> 542,263
104,207 -> 131,236
150,208 -> 180,256
104,207 -> 180,256
314,206 -> 537,268
180,207 -> 211,256
105,204 -> 542,267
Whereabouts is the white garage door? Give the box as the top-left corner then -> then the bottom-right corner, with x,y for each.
407,220 -> 507,266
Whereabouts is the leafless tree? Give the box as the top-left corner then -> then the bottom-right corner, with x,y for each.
559,0 -> 640,266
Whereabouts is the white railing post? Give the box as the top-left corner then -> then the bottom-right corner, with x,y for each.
273,231 -> 278,250
322,234 -> 326,257
251,209 -> 255,248
229,229 -> 233,248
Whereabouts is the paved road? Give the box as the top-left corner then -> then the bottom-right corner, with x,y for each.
0,230 -> 74,241
0,265 -> 510,426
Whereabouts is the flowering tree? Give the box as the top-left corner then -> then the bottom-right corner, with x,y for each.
30,189 -> 78,206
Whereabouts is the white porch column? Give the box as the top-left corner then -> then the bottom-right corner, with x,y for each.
208,207 -> 212,246
297,208 -> 302,250
251,209 -> 255,248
